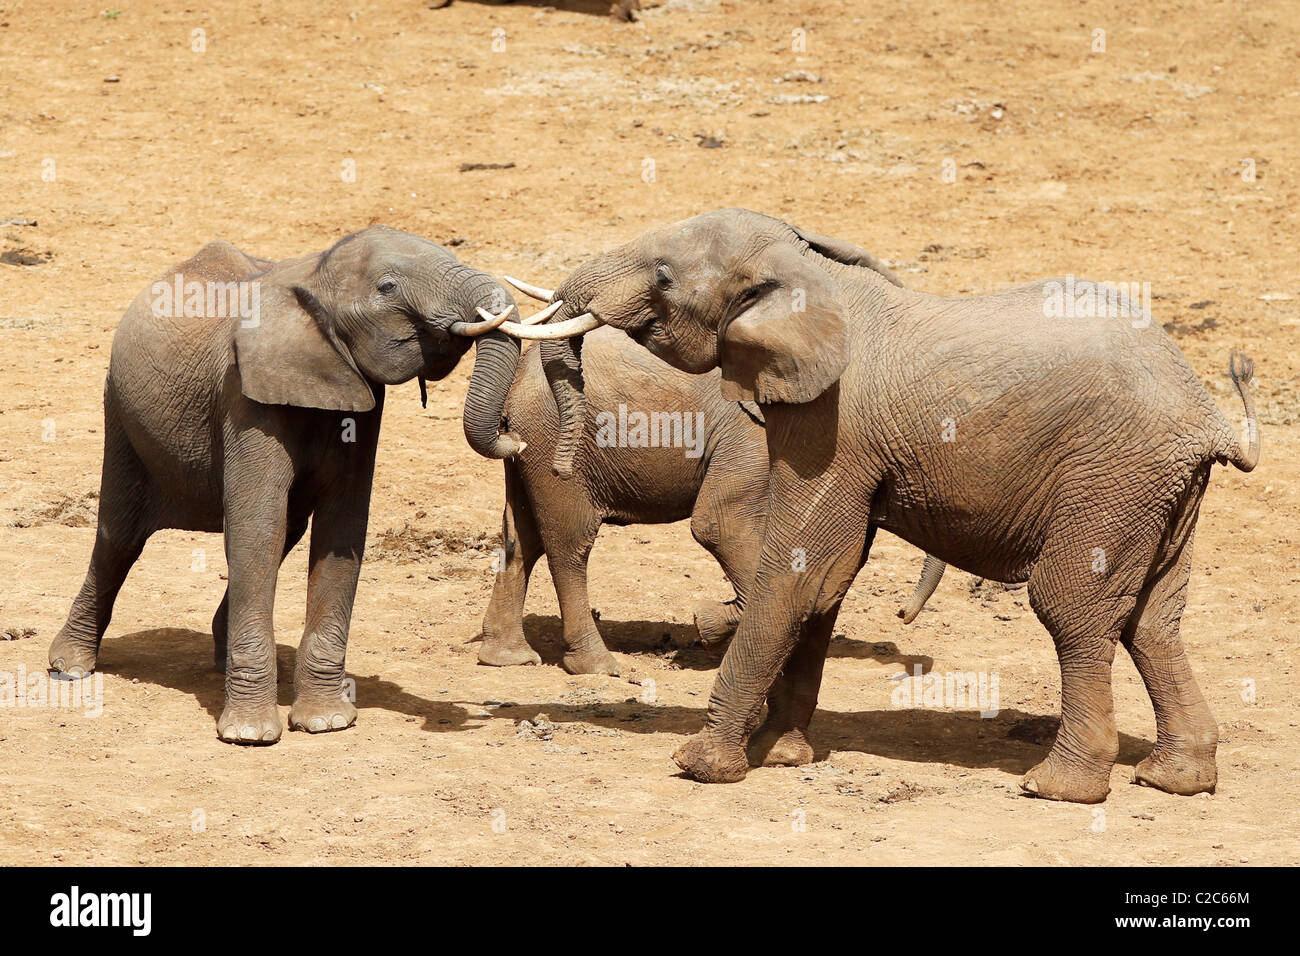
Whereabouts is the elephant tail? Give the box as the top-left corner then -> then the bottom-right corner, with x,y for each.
1220,350 -> 1260,472
898,554 -> 947,624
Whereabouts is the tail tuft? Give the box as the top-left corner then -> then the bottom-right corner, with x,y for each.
1229,350 -> 1254,390
1224,350 -> 1260,472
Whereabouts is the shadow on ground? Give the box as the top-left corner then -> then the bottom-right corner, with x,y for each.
100,628 -> 477,733
498,613 -> 935,673
429,0 -> 621,16
99,627 -> 1151,777
485,699 -> 1152,776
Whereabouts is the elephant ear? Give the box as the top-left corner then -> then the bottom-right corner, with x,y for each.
718,241 -> 850,405
736,400 -> 766,427
234,280 -> 375,412
790,224 -> 904,288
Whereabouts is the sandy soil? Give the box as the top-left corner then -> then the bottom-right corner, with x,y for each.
1,0 -> 1297,865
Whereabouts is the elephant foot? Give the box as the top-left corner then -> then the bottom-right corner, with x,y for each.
478,630 -> 542,667
217,702 -> 283,745
693,600 -> 739,646
562,645 -> 621,676
289,697 -> 357,734
1133,747 -> 1217,796
673,732 -> 749,783
746,725 -> 815,768
48,630 -> 98,678
1020,751 -> 1112,804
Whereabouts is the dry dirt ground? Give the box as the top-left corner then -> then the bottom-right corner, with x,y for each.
1,0 -> 1298,866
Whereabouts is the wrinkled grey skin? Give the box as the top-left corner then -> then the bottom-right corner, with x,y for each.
539,208 -> 1260,803
48,227 -> 524,745
487,296 -> 944,676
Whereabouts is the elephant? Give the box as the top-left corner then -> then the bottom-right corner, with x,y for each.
478,325 -> 769,676
483,272 -> 946,676
48,226 -> 569,744
503,208 -> 1260,803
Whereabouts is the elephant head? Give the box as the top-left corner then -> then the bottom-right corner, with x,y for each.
500,208 -> 903,477
234,225 -> 571,459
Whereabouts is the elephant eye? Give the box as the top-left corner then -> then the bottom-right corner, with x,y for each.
736,279 -> 777,308
654,264 -> 674,291
377,280 -> 398,296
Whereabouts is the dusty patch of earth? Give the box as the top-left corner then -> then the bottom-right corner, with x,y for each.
0,0 -> 1297,865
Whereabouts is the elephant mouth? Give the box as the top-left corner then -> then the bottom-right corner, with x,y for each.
419,348 -> 463,381
575,300 -> 606,328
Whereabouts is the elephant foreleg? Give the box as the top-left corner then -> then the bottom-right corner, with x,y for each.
531,482 -> 616,676
547,548 -> 619,676
747,529 -> 874,768
745,613 -> 835,768
216,435 -> 292,745
673,469 -> 873,783
213,513 -> 308,672
288,502 -> 366,734
289,416 -> 379,733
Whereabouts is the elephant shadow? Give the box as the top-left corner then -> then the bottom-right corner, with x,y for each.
492,700 -> 1152,776
519,613 -> 720,671
101,628 -> 1153,776
100,628 -> 477,733
827,635 -> 933,671
517,614 -> 935,673
443,0 -> 621,15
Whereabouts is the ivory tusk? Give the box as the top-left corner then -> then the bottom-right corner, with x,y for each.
450,305 -> 513,336
498,312 -> 603,340
502,275 -> 555,303
519,299 -> 566,326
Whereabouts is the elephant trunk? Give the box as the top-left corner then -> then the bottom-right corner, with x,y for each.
538,323 -> 585,478
455,270 -> 523,459
539,255 -> 636,478
463,330 -> 523,459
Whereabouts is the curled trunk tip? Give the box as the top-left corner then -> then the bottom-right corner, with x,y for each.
462,326 -> 524,460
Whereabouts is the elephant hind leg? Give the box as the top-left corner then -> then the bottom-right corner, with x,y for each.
49,411 -> 155,676
692,598 -> 743,648
1123,467 -> 1218,797
1020,513 -> 1170,803
479,459 -> 544,667
529,481 -> 615,675
688,496 -> 744,645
